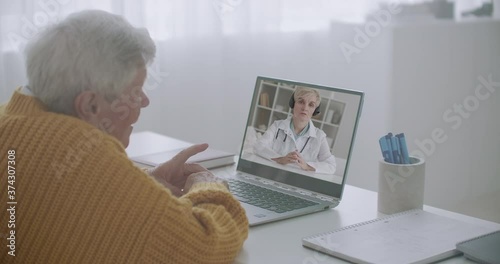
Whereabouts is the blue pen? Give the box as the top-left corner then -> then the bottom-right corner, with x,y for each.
385,133 -> 394,163
396,133 -> 410,164
379,136 -> 391,162
391,136 -> 401,164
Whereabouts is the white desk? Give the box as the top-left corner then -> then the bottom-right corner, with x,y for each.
234,185 -> 499,263
129,131 -> 500,264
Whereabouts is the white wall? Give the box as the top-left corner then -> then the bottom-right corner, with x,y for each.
391,19 -> 500,222
0,51 -> 26,103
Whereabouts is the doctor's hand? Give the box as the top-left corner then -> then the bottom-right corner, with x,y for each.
272,151 -> 315,171
271,151 -> 300,165
272,151 -> 302,165
294,151 -> 316,172
148,144 -> 210,197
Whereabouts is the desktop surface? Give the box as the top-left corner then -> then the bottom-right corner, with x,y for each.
213,166 -> 500,264
128,131 -> 500,264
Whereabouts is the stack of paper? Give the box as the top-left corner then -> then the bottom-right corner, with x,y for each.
302,209 -> 497,264
132,148 -> 236,169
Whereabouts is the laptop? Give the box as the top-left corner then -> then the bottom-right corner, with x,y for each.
229,76 -> 364,226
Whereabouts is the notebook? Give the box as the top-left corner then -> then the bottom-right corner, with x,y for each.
456,230 -> 500,264
132,147 -> 236,169
302,209 -> 497,264
227,76 -> 364,226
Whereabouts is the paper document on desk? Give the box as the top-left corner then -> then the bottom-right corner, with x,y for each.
302,209 -> 496,264
132,148 -> 236,169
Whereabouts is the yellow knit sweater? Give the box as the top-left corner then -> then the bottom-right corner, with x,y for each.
0,90 -> 248,263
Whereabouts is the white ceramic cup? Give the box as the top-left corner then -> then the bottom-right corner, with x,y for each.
377,156 -> 425,214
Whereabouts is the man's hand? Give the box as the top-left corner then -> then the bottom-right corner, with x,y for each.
149,144 -> 210,196
183,171 -> 229,193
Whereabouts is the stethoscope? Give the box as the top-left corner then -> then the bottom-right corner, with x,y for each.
275,128 -> 311,153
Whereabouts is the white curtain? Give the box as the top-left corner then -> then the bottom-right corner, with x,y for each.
0,0 -> 492,102
0,0 -> 372,102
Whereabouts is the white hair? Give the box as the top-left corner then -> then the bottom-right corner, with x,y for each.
25,10 -> 156,115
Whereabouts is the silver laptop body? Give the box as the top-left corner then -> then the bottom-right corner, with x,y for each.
230,76 -> 364,226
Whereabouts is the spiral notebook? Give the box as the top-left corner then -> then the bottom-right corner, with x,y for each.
456,230 -> 500,264
302,209 -> 496,264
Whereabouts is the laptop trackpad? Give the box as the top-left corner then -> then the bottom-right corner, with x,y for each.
240,202 -> 275,220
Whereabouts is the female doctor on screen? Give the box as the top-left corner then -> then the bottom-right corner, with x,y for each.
253,87 -> 336,174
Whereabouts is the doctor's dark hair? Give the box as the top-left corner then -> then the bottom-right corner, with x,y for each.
289,86 -> 321,116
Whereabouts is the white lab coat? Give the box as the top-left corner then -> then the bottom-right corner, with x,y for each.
253,117 -> 336,174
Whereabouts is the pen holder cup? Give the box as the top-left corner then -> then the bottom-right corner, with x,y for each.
377,157 -> 425,215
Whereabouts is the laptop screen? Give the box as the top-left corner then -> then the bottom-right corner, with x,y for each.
237,76 -> 364,198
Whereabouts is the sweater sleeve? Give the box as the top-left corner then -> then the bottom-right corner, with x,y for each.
142,183 -> 248,263
98,141 -> 249,263
306,132 -> 337,174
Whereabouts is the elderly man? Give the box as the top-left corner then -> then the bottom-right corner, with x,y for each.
0,10 -> 247,263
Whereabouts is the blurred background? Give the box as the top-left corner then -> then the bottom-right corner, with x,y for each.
1,0 -> 499,222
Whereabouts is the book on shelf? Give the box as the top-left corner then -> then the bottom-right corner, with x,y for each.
259,92 -> 269,107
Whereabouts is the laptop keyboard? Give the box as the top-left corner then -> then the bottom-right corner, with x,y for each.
228,179 -> 318,214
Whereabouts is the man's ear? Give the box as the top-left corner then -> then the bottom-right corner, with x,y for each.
74,91 -> 100,122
